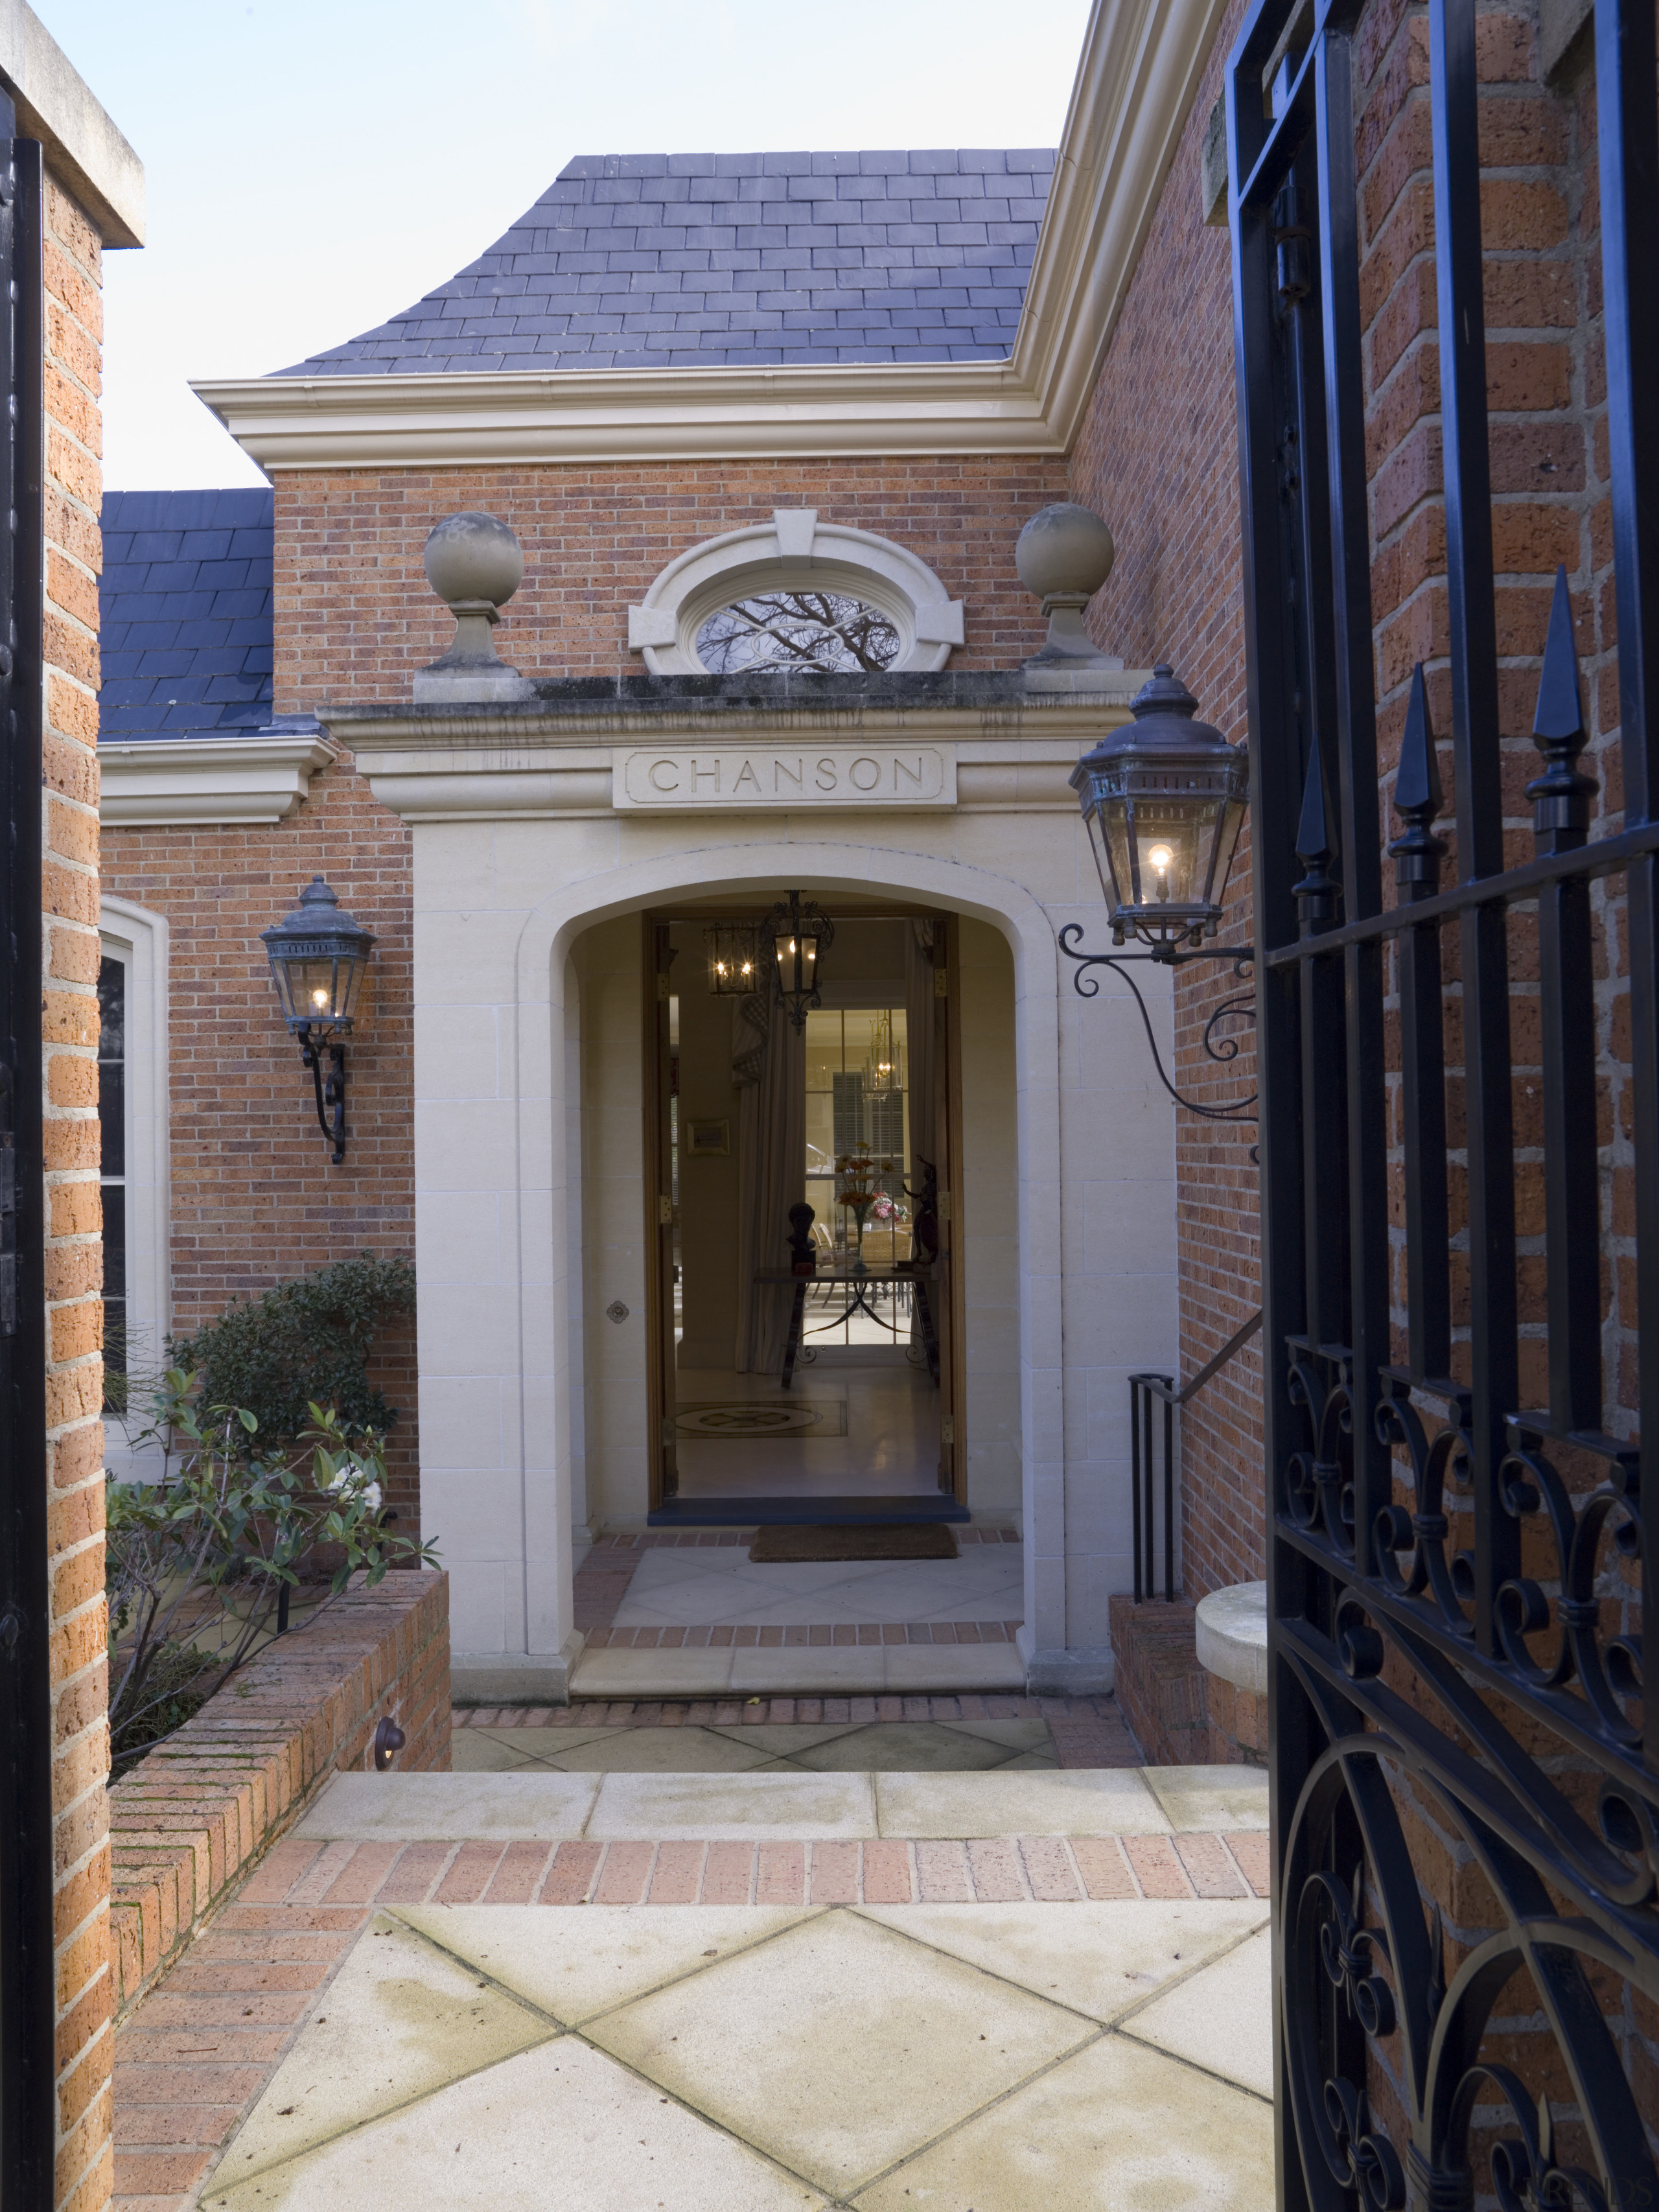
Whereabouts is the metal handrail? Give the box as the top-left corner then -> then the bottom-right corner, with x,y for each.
1128,1308 -> 1263,1601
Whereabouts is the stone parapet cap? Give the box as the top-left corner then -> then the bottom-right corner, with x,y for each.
327,666 -> 1149,749
329,677 -> 1146,823
1194,1581 -> 1268,1700
0,0 -> 144,245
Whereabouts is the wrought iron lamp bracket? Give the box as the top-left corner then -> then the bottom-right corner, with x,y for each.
296,1022 -> 348,1165
1057,924 -> 1257,1123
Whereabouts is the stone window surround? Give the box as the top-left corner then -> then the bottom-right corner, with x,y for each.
99,895 -> 170,1472
626,510 -> 965,676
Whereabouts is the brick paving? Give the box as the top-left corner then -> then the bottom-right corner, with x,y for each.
451,1691 -> 1144,1765
112,1818 -> 1266,2206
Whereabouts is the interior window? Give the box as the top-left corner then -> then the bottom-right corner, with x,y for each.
803,1007 -> 910,1344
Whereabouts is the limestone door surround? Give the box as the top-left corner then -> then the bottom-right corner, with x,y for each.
329,673 -> 1178,1701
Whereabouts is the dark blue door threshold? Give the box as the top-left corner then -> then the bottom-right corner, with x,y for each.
647,1493 -> 970,1527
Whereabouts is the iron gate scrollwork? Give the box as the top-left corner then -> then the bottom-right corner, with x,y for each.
1227,0 -> 1659,2207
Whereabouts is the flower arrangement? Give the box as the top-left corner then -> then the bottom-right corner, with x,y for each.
835,1141 -> 896,1272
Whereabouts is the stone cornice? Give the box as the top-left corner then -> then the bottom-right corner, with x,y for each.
329,682 -> 1143,822
190,0 -> 1226,472
98,733 -> 336,826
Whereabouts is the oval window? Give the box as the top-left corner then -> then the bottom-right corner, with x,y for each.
695,590 -> 903,675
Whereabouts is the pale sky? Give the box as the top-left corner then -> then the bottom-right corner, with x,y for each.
31,0 -> 1092,491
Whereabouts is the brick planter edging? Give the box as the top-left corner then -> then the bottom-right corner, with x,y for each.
108,1568 -> 450,2020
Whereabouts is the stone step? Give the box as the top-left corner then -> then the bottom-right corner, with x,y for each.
293,1763 -> 1268,1845
568,1636 -> 1027,1699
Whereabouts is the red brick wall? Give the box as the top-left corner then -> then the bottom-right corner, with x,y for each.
273,456 -> 1069,705
1067,0 -> 1265,1606
99,758 -> 421,1529
43,167 -> 115,2212
109,1569 -> 448,2024
1068,0 -> 1614,1610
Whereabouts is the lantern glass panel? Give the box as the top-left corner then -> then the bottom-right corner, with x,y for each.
1127,797 -> 1209,909
775,929 -> 818,992
1202,793 -> 1247,913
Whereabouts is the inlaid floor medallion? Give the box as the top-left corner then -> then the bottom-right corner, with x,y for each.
674,1399 -> 848,1439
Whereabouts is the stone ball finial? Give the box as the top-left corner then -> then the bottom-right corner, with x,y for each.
1015,502 -> 1115,610
423,511 -> 524,612
414,513 -> 533,702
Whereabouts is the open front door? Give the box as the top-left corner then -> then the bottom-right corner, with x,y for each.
644,918 -> 678,1505
930,913 -> 966,1502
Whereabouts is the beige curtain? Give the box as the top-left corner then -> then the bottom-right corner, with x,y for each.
733,989 -> 806,1373
905,918 -> 937,1194
905,921 -> 938,1358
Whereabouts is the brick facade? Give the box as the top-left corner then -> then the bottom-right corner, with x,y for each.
1067,0 -> 1264,1611
99,758 -> 419,1527
104,452 -> 1070,1535
44,165 -> 117,2212
273,456 -> 1068,708
1068,0 -> 1622,1622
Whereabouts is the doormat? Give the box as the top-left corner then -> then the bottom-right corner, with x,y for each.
748,1523 -> 960,1563
675,1400 -> 848,1439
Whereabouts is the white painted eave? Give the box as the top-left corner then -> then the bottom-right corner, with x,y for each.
191,0 -> 1225,473
99,733 -> 336,826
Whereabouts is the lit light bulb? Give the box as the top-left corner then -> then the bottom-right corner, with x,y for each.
1147,843 -> 1174,873
310,986 -> 330,1008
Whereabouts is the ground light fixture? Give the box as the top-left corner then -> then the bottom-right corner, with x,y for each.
765,890 -> 835,1031
1063,664 -> 1256,1122
260,876 -> 377,1165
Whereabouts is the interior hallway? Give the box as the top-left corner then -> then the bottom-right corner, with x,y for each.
671,1362 -> 940,1499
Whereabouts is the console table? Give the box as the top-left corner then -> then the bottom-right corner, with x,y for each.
751,1263 -> 940,1388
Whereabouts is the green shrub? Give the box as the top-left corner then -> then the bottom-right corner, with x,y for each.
108,1379 -> 439,1773
167,1254 -> 415,1448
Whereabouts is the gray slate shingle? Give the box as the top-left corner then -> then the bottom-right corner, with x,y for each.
100,489 -> 280,741
277,148 -> 1054,375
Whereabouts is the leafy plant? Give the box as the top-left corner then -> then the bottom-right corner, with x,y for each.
165,1254 -> 415,1449
106,1370 -> 438,1776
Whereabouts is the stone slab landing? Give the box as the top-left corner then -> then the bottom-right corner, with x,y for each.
196,1900 -> 1271,2211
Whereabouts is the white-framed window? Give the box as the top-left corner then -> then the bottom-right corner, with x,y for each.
627,509 -> 966,675
99,897 -> 170,1470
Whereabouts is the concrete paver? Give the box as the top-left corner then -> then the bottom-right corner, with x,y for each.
1124,1922 -> 1275,2096
874,1767 -> 1173,1837
191,1902 -> 1271,2211
585,1908 -> 1095,2198
1142,1764 -> 1271,1832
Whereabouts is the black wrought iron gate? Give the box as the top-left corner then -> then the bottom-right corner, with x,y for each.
0,111 -> 56,2206
1227,0 -> 1659,2204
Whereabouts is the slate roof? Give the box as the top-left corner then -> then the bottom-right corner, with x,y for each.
278,149 -> 1056,376
99,489 -> 275,741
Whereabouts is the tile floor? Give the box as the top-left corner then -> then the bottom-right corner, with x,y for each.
452,1717 -> 1060,1773
671,1364 -> 941,1498
194,1900 -> 1273,2210
614,1544 -> 1026,1627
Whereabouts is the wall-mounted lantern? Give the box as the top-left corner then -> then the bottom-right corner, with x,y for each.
765,890 -> 835,1032
261,878 -> 376,1165
1069,664 -> 1250,957
1062,665 -> 1255,1123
